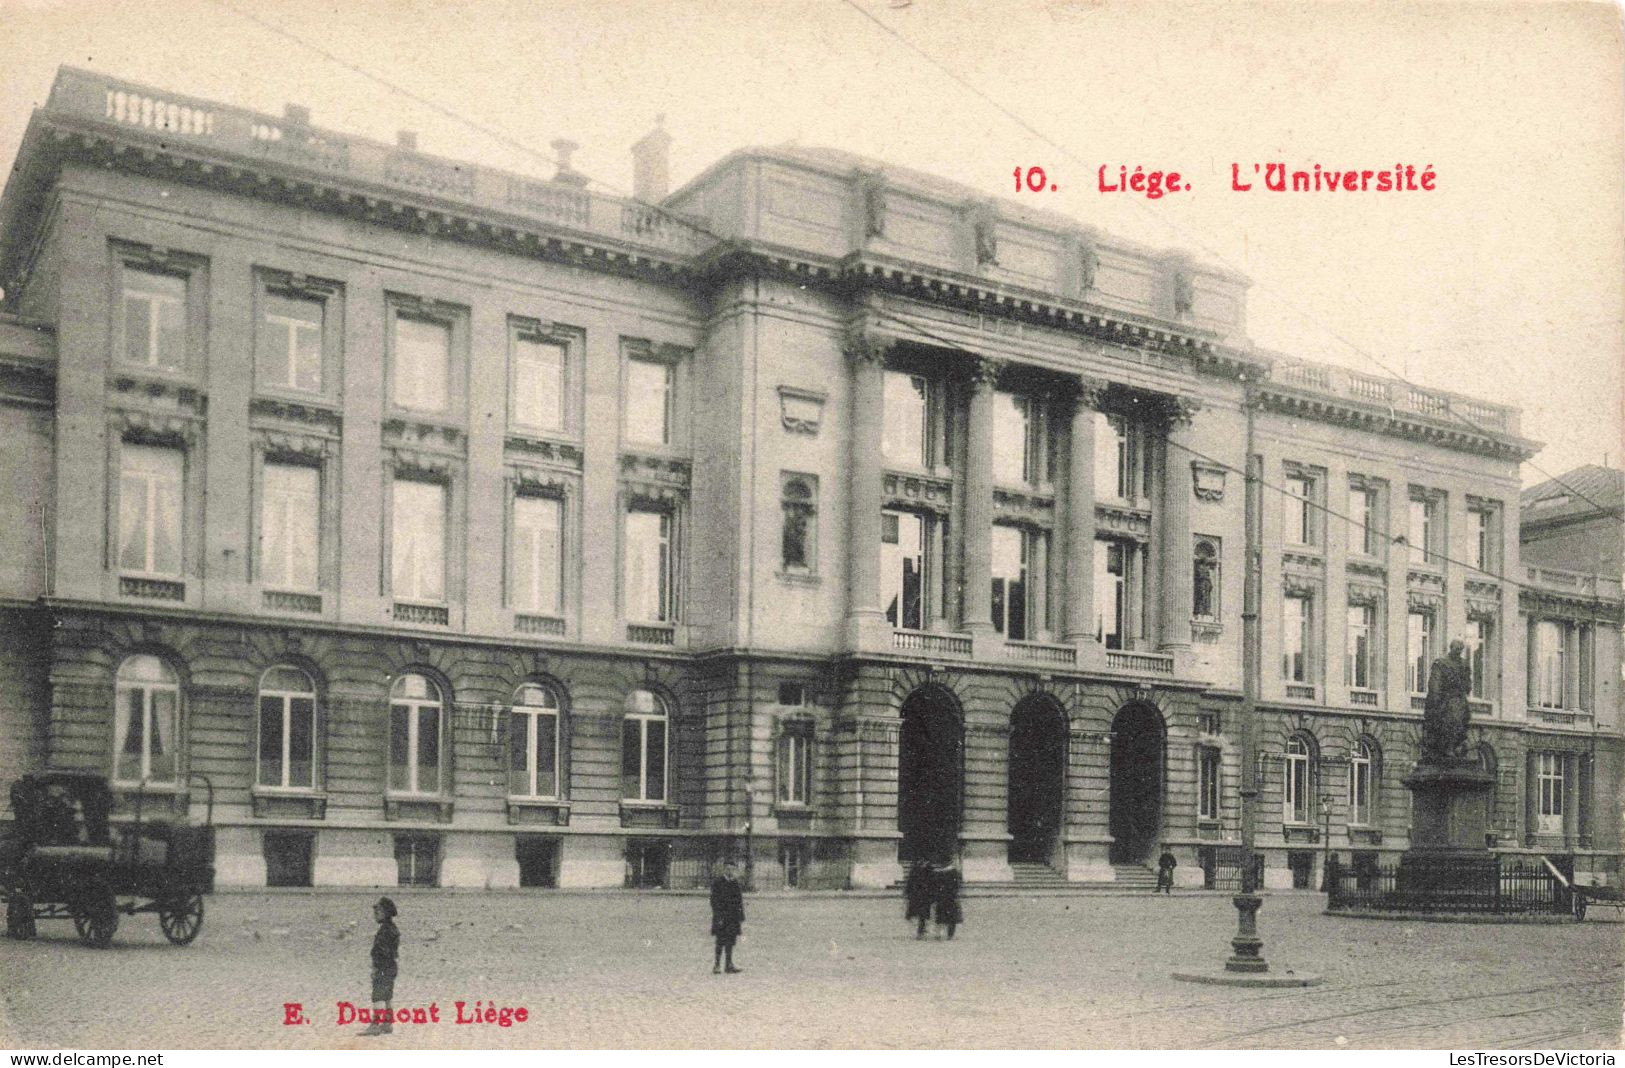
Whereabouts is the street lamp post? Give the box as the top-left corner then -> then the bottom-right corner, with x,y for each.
1320,794 -> 1335,892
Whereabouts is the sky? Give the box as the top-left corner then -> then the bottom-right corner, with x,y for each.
1,0 -> 1620,488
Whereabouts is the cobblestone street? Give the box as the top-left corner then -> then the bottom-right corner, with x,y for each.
1,889 -> 1619,1050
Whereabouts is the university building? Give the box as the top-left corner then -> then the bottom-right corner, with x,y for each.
0,67 -> 1618,890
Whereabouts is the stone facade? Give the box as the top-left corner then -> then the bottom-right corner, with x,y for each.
0,68 -> 1618,891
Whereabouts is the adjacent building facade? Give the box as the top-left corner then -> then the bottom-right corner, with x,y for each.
0,68 -> 1618,891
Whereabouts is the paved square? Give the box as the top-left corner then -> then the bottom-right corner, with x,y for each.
1,890 -> 1619,1049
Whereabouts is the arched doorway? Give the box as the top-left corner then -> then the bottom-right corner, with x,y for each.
1108,702 -> 1165,865
1007,695 -> 1067,865
897,686 -> 963,863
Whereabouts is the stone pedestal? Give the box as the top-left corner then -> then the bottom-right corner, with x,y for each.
1396,763 -> 1498,902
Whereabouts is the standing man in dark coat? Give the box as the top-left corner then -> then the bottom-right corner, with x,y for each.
361,897 -> 399,1037
904,860 -> 934,939
1156,846 -> 1178,894
932,859 -> 963,940
709,860 -> 745,974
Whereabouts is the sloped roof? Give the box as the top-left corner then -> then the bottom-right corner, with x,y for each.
1520,463 -> 1624,523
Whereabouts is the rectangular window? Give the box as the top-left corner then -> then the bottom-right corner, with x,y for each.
1348,746 -> 1372,826
260,292 -> 323,393
513,334 -> 566,432
1346,602 -> 1376,690
388,701 -> 441,795
1467,618 -> 1493,700
1197,747 -> 1221,821
621,715 -> 667,802
1284,743 -> 1310,824
392,316 -> 450,412
1471,506 -> 1496,572
624,507 -> 675,622
777,730 -> 812,806
1348,483 -> 1378,556
780,474 -> 818,573
511,495 -> 563,615
508,709 -> 559,799
394,835 -> 441,888
1537,752 -> 1564,832
121,268 -> 186,370
1408,494 -> 1435,566
990,524 -> 1030,641
992,392 -> 1036,485
1533,620 -> 1567,709
118,445 -> 184,577
1093,413 -> 1139,501
261,462 -> 319,591
1094,537 -> 1131,649
881,510 -> 927,630
391,479 -> 446,602
625,357 -> 675,447
883,370 -> 930,467
1408,611 -> 1434,694
1282,593 -> 1310,682
258,691 -> 316,789
1285,473 -> 1315,546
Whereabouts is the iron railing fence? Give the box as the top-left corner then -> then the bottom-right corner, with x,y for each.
1326,855 -> 1571,915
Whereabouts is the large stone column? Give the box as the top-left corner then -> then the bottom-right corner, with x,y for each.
1158,396 -> 1200,653
844,330 -> 890,647
960,356 -> 1003,634
1064,378 -> 1108,644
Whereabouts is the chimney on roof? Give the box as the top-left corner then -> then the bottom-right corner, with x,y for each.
551,138 -> 589,188
631,115 -> 671,203
396,130 -> 418,152
284,104 -> 311,127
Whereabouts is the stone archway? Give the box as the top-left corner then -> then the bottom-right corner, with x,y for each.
1108,702 -> 1165,865
1007,694 -> 1067,866
897,686 -> 963,863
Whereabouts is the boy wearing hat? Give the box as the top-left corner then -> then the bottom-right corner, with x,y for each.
362,898 -> 399,1037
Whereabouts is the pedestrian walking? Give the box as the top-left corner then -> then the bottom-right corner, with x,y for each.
1156,845 -> 1177,894
709,860 -> 745,974
904,859 -> 934,939
361,897 -> 399,1037
932,859 -> 962,940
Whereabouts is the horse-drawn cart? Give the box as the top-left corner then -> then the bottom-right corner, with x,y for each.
1,771 -> 215,948
1572,882 -> 1625,921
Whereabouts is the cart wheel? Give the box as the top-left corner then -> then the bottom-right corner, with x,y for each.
159,895 -> 203,946
6,891 -> 36,941
71,894 -> 118,948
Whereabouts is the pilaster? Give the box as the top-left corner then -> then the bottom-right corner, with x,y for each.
1064,377 -> 1107,645
843,329 -> 890,648
1158,396 -> 1199,653
960,355 -> 1001,636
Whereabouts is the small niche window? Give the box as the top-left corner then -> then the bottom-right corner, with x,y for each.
780,474 -> 818,573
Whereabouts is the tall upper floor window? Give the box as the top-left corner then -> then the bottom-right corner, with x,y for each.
1536,751 -> 1565,832
780,474 -> 818,574
119,444 -> 183,578
388,673 -> 443,794
1094,537 -> 1135,649
1348,738 -> 1376,826
1282,593 -> 1311,682
257,666 -> 316,790
1346,602 -> 1377,690
392,316 -> 450,413
511,494 -> 563,616
121,268 -> 186,370
1197,746 -> 1221,821
1284,471 -> 1316,547
1468,618 -> 1494,700
1348,482 -> 1379,557
1529,620 -> 1591,711
624,507 -> 676,623
1471,504 -> 1498,572
777,727 -> 812,806
625,357 -> 675,447
508,683 -> 561,799
260,293 -> 323,393
990,524 -> 1031,641
621,688 -> 668,802
882,509 -> 928,630
1408,493 -> 1437,566
392,478 -> 446,602
1093,413 -> 1143,501
1407,610 -> 1434,694
114,654 -> 180,785
261,462 -> 319,592
1284,735 -> 1313,824
512,333 -> 566,433
883,370 -> 930,467
992,392 -> 1037,485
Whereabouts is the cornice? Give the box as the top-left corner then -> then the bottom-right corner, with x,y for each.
1256,383 -> 1538,462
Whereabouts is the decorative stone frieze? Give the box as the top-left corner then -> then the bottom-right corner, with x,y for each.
1095,502 -> 1151,542
992,487 -> 1055,527
882,470 -> 952,515
249,396 -> 342,438
503,435 -> 583,469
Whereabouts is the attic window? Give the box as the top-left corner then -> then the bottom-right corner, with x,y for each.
1531,495 -> 1570,510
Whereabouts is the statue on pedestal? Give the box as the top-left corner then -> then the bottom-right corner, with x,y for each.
1421,639 -> 1474,766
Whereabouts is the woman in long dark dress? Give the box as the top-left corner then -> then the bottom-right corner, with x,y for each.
933,861 -> 963,940
904,860 -> 934,939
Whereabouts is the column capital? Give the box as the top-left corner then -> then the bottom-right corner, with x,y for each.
1164,394 -> 1202,429
842,328 -> 893,368
966,355 -> 1005,390
1070,375 -> 1111,411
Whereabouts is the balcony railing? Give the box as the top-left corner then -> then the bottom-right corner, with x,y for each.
627,623 -> 676,646
515,614 -> 566,636
47,68 -> 707,259
1349,688 -> 1380,707
892,630 -> 973,659
1267,356 -> 1517,434
1002,640 -> 1078,666
1103,649 -> 1174,676
1524,566 -> 1622,599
